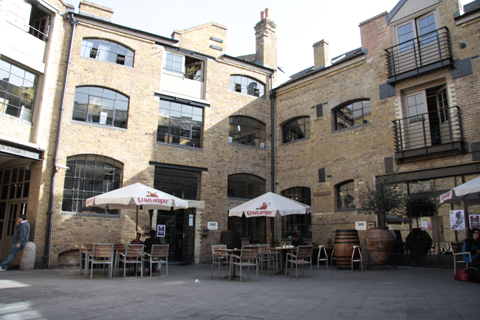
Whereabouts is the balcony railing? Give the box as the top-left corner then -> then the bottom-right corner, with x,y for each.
386,27 -> 452,82
392,106 -> 463,161
161,72 -> 205,100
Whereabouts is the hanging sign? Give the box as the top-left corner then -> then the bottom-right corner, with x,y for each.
156,224 -> 166,237
469,214 -> 480,229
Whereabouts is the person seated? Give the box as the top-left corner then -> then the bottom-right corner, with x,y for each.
144,230 -> 162,273
463,228 -> 480,264
291,233 -> 305,246
130,232 -> 143,244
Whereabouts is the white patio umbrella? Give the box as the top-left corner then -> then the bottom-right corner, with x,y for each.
86,182 -> 189,231
228,192 -> 311,218
440,176 -> 480,206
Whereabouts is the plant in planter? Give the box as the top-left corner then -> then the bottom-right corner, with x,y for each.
359,173 -> 408,266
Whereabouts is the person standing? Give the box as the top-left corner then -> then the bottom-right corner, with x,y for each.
0,214 -> 30,271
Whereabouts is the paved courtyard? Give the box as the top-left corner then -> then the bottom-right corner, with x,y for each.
0,264 -> 478,320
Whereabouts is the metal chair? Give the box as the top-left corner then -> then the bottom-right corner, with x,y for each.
117,244 -> 144,277
317,245 -> 329,269
229,245 -> 259,281
79,243 -> 93,276
211,245 -> 229,278
351,245 -> 363,271
451,242 -> 471,274
258,244 -> 278,274
145,244 -> 169,277
286,245 -> 314,278
88,243 -> 114,279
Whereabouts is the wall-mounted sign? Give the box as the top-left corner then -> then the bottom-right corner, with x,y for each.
450,210 -> 465,230
207,221 -> 218,230
355,221 -> 367,230
0,144 -> 40,160
156,224 -> 165,237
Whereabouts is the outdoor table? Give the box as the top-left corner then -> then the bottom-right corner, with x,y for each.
272,246 -> 297,275
215,248 -> 241,280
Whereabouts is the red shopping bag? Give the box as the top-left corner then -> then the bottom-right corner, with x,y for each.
454,267 -> 470,282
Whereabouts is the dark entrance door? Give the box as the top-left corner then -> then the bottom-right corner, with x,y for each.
156,208 -> 195,264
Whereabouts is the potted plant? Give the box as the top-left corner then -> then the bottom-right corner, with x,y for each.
359,173 -> 408,266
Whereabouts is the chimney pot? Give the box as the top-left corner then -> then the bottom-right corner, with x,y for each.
261,11 -> 264,20
265,8 -> 269,18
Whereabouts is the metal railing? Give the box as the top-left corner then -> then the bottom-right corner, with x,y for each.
386,27 -> 452,79
392,106 -> 463,153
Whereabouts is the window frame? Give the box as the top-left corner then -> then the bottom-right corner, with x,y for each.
227,173 -> 266,200
332,100 -> 371,131
229,75 -> 265,98
61,154 -> 123,214
281,116 -> 310,144
153,166 -> 201,200
72,86 -> 129,129
80,38 -> 134,67
336,180 -> 356,211
229,116 -> 266,148
393,9 -> 440,50
281,187 -> 312,240
164,52 -> 204,82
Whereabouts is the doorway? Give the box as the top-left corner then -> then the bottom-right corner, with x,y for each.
156,208 -> 195,264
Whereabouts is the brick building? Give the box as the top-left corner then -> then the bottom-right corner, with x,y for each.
0,0 -> 479,269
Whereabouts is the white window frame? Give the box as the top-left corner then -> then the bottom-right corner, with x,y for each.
392,8 -> 440,48
163,51 -> 204,81
7,0 -> 32,32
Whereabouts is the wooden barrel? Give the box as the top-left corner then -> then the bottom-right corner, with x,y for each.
334,229 -> 360,270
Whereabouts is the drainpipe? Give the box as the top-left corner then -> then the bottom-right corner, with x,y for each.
43,12 -> 77,268
269,73 -> 276,247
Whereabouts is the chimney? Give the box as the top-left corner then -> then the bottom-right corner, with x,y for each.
313,40 -> 329,69
255,8 -> 277,69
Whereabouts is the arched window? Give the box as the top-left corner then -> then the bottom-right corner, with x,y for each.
281,187 -> 311,239
229,116 -> 266,148
73,86 -> 129,128
81,39 -> 134,67
333,100 -> 371,131
230,75 -> 265,98
228,174 -> 266,199
62,155 -> 123,214
336,180 -> 355,210
282,117 -> 310,143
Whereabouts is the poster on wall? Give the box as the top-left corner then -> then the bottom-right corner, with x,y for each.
470,214 -> 480,229
156,224 -> 166,237
420,217 -> 432,230
450,210 -> 465,230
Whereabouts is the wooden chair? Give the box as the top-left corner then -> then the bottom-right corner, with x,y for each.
317,245 -> 329,269
286,245 -> 314,278
211,245 -> 229,278
451,242 -> 471,274
117,244 -> 144,277
88,243 -> 114,279
229,245 -> 259,281
145,244 -> 169,277
258,244 -> 278,274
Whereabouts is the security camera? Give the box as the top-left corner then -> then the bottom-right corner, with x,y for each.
55,164 -> 70,171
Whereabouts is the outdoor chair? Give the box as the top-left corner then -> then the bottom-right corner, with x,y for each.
351,245 -> 363,271
286,245 -> 313,278
79,243 -> 93,276
331,248 -> 336,267
145,244 -> 169,277
117,244 -> 144,277
451,242 -> 471,274
87,243 -> 114,279
229,245 -> 259,281
317,245 -> 328,269
258,244 -> 278,274
211,245 -> 229,278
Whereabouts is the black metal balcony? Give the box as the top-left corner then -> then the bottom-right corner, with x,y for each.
386,27 -> 452,83
392,106 -> 464,161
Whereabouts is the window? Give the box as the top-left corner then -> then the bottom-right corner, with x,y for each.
0,59 -> 37,122
154,166 -> 201,200
81,39 -> 134,67
282,117 -> 310,143
61,155 -> 123,214
73,86 -> 129,128
281,187 -> 311,239
229,116 -> 266,148
337,180 -> 355,210
229,75 -> 265,98
164,52 -> 203,81
157,99 -> 203,148
395,12 -> 438,51
334,100 -> 371,130
228,174 -> 266,199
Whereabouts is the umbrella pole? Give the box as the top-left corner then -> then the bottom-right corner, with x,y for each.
136,206 -> 139,233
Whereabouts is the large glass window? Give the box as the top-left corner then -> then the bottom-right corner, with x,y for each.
153,166 -> 201,200
281,187 -> 311,239
81,39 -> 134,67
228,174 -> 266,199
282,117 -> 310,143
61,155 -> 123,214
72,86 -> 129,128
229,75 -> 265,98
334,100 -> 371,131
337,180 -> 355,210
0,59 -> 37,122
164,53 -> 203,81
157,99 -> 203,148
229,116 -> 266,148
